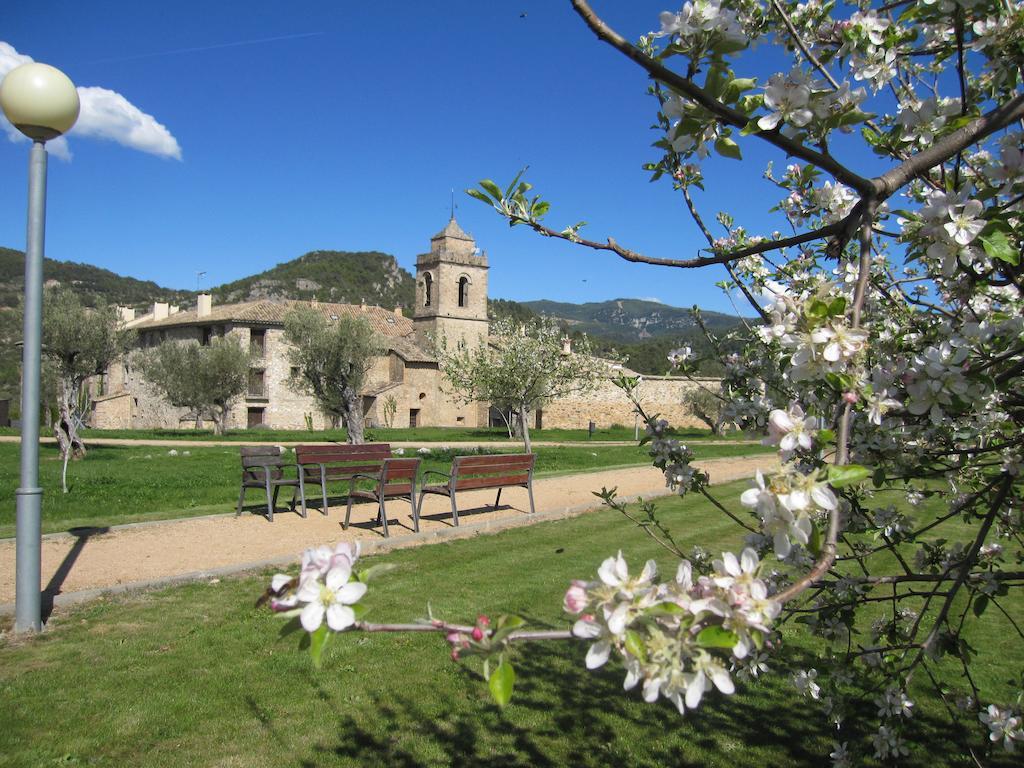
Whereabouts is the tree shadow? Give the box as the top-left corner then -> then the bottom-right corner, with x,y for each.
240,641 -> 999,768
42,525 -> 109,622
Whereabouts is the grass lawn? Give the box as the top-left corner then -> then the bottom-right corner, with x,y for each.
0,424 -> 752,443
0,442 -> 772,536
0,482 -> 1017,767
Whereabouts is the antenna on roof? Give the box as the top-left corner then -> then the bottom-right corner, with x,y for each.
196,271 -> 207,292
450,188 -> 457,220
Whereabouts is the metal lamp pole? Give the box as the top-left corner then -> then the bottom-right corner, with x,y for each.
0,62 -> 80,633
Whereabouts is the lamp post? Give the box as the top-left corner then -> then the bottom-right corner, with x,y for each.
0,62 -> 80,633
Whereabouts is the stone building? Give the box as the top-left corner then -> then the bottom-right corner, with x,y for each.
91,218 -> 717,432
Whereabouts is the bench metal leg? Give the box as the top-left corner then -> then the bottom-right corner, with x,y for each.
410,482 -> 420,533
297,474 -> 308,518
379,497 -> 389,538
526,482 -> 536,515
450,493 -> 460,527
265,479 -> 274,522
236,486 -> 246,516
415,491 -> 427,531
494,488 -> 502,509
320,467 -> 329,516
344,493 -> 353,530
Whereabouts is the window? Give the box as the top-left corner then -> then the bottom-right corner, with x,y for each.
409,409 -> 420,428
250,329 -> 265,358
201,326 -> 212,346
458,276 -> 469,307
423,273 -> 433,307
248,369 -> 266,398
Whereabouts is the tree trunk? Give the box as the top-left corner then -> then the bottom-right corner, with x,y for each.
692,406 -> 720,435
211,404 -> 226,436
344,388 -> 364,445
518,402 -> 532,453
53,377 -> 85,462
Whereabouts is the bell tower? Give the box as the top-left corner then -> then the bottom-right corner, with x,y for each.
414,217 -> 489,350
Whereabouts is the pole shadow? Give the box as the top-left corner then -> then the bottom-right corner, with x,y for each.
41,525 -> 109,622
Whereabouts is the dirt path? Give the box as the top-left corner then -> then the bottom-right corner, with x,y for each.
0,455 -> 776,610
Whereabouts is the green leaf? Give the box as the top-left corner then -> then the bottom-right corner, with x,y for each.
479,179 -> 503,201
973,595 -> 989,618
357,563 -> 397,583
808,522 -> 822,558
696,626 -> 739,650
827,464 -> 872,488
827,296 -> 847,316
488,658 -> 515,707
722,77 -> 756,103
465,188 -> 493,205
981,230 -> 1019,265
817,429 -> 836,445
740,119 -> 761,137
309,624 -> 331,669
490,614 -> 526,644
714,137 -> 742,160
624,630 -> 647,662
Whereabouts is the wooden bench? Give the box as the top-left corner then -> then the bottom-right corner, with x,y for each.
295,443 -> 391,516
417,453 -> 536,527
344,458 -> 422,538
237,446 -> 303,522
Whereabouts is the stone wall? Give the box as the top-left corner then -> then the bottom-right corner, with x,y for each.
541,376 -> 721,430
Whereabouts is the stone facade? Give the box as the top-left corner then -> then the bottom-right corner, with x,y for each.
539,376 -> 721,430
90,218 -> 719,433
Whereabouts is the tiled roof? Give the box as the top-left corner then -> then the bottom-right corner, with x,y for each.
131,299 -> 414,338
431,216 -> 473,242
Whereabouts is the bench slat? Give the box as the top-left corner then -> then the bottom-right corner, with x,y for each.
455,454 -> 534,471
453,474 -> 529,491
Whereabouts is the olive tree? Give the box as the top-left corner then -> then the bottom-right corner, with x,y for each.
42,288 -> 133,464
138,336 -> 250,435
437,317 -> 605,452
283,308 -> 381,444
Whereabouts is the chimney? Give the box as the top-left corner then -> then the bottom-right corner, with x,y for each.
197,293 -> 212,318
394,306 -> 403,317
562,336 -> 573,355
118,306 -> 136,323
153,302 -> 169,321
360,299 -> 367,312
169,304 -> 180,315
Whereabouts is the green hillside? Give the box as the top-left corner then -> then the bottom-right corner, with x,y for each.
210,250 -> 416,308
524,298 -> 744,342
0,247 -> 191,309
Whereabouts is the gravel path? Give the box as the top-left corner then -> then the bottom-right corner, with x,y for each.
0,454 -> 776,611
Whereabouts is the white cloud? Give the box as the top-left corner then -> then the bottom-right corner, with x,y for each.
0,41 -> 181,161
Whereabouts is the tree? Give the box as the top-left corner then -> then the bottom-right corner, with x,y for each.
138,337 -> 250,435
437,317 -> 605,452
42,289 -> 134,463
265,2 -> 1024,762
681,383 -> 726,435
283,308 -> 381,444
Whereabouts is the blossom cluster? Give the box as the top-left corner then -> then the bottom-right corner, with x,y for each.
267,543 -> 366,633
565,549 -> 779,715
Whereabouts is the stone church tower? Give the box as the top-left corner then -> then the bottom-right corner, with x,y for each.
414,217 -> 489,351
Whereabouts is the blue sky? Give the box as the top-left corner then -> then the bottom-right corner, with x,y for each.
1,1 -> 851,314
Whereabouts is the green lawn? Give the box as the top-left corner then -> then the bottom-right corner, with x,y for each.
0,442 -> 772,536
0,424 -> 751,443
0,482 -> 1016,767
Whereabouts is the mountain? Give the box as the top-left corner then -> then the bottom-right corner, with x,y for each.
524,298 -> 744,343
0,247 -> 191,309
210,250 -> 415,308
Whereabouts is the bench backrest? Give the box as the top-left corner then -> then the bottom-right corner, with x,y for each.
451,453 -> 535,490
380,458 -> 421,485
240,446 -> 287,481
295,443 -> 392,480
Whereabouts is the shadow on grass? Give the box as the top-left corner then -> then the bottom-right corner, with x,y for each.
243,641 -> 1003,768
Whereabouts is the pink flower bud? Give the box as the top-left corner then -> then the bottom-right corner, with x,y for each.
843,391 -> 858,404
580,613 -> 595,623
451,649 -> 460,661
477,614 -> 490,626
446,631 -> 461,645
564,582 -> 589,614
471,627 -> 484,641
